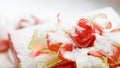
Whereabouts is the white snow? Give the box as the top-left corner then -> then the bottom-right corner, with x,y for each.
94,34 -> 115,56
48,29 -> 71,44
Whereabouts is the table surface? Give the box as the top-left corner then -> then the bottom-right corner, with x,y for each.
0,0 -> 120,67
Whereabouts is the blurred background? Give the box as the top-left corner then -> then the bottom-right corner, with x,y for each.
0,0 -> 119,17
0,0 -> 120,67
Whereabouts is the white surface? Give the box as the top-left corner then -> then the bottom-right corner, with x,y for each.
0,0 -> 119,19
